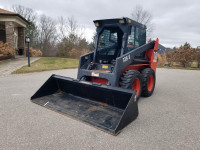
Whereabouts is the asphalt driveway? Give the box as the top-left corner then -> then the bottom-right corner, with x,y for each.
0,68 -> 200,150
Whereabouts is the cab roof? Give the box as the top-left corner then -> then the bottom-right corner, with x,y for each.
93,17 -> 146,29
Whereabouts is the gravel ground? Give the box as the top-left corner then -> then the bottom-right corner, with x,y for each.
0,68 -> 200,150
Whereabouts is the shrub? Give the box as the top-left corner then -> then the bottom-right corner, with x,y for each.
0,41 -> 14,57
25,47 -> 43,57
157,53 -> 167,66
158,46 -> 200,67
68,49 -> 89,59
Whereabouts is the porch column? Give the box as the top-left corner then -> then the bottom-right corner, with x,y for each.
18,27 -> 25,56
5,21 -> 15,57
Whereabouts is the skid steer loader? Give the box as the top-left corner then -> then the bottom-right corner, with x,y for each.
31,17 -> 158,135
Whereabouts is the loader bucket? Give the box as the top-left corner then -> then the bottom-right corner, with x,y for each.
31,75 -> 138,135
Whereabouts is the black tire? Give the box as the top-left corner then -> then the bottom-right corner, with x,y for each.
119,70 -> 142,101
141,68 -> 156,97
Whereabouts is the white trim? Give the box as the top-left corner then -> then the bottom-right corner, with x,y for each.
0,16 -> 27,27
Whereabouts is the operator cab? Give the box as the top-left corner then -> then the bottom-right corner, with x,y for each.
90,18 -> 147,72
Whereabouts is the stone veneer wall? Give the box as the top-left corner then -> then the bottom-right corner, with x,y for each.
5,21 -> 15,57
18,27 -> 25,55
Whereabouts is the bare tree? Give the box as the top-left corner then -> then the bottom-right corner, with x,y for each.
57,16 -> 89,57
67,16 -> 78,35
12,5 -> 38,48
38,15 -> 58,56
12,4 -> 36,22
88,32 -> 96,51
57,16 -> 67,41
57,16 -> 85,41
131,5 -> 154,38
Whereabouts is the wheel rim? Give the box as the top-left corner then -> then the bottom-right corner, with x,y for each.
147,74 -> 154,92
132,78 -> 140,96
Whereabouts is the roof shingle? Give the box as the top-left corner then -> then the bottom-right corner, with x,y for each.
0,8 -> 17,15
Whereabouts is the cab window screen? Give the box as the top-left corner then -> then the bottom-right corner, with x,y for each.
97,29 -> 118,55
126,26 -> 146,53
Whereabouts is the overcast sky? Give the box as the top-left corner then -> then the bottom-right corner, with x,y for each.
0,0 -> 200,48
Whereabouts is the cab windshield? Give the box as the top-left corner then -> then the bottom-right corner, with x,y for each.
96,26 -> 123,63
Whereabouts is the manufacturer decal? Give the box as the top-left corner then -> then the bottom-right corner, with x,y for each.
123,54 -> 130,62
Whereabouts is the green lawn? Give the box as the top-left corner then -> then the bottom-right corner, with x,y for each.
13,57 -> 79,74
